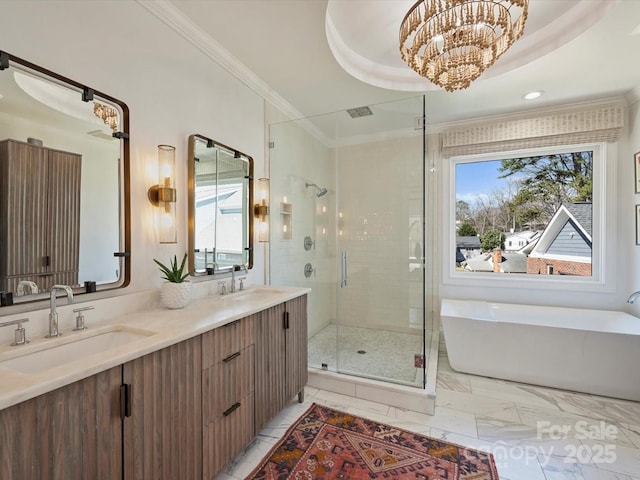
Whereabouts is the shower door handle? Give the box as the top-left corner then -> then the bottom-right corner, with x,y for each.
341,251 -> 348,288
344,251 -> 348,287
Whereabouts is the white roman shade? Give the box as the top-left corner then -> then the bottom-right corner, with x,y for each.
441,99 -> 625,157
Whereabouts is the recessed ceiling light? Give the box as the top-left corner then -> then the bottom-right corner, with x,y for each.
523,90 -> 544,100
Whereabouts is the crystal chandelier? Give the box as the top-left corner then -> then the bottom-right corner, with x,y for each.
93,101 -> 119,132
399,0 -> 529,92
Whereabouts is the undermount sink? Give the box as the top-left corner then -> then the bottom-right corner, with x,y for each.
0,326 -> 157,374
229,287 -> 287,299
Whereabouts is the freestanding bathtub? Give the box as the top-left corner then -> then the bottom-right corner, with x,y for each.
440,298 -> 640,401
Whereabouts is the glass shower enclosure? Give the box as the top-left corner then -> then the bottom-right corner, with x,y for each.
269,96 -> 426,388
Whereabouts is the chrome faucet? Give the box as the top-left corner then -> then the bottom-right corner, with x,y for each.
628,291 -> 640,304
46,285 -> 74,338
230,264 -> 248,293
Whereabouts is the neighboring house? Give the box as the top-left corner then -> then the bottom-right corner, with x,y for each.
504,230 -> 541,253
464,248 -> 529,273
456,236 -> 481,261
527,202 -> 592,276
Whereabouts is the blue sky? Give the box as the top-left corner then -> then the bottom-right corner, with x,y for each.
456,160 -> 508,204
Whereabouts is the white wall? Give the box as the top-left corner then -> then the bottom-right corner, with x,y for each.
626,99 -> 640,315
0,1 -> 266,336
267,110 -> 336,338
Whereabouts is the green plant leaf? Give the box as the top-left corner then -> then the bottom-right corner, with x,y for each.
153,253 -> 188,283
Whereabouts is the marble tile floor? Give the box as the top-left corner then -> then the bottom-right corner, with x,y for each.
216,352 -> 640,480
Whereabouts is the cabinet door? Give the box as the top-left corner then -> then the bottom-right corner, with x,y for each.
122,336 -> 202,480
0,366 -> 122,480
254,302 -> 287,431
285,294 -> 308,401
47,149 -> 81,280
0,140 -> 49,279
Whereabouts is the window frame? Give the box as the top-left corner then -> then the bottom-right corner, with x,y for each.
442,142 -> 616,292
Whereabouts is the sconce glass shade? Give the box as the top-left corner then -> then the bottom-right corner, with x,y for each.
149,144 -> 177,244
255,177 -> 270,243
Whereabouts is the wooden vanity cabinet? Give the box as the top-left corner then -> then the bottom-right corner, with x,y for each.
0,139 -> 81,293
122,336 -> 202,480
255,295 -> 308,432
0,294 -> 308,480
0,366 -> 122,480
284,295 -> 308,404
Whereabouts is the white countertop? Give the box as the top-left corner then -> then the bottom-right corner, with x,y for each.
0,285 -> 310,410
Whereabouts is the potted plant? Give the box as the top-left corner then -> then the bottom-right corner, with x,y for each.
154,253 -> 192,309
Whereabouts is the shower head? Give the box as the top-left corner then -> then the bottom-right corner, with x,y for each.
305,182 -> 328,198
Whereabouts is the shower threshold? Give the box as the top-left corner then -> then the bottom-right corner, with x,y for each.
307,330 -> 439,415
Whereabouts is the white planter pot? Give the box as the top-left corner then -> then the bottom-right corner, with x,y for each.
160,281 -> 192,309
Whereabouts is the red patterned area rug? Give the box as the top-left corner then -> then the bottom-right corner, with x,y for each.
246,403 -> 499,479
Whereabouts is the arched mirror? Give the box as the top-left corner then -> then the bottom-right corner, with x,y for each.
0,51 -> 130,308
188,134 -> 253,276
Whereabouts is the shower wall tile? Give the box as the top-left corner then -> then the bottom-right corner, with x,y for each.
336,135 -> 423,333
269,120 -> 337,337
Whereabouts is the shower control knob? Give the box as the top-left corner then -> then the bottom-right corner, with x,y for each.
304,263 -> 314,278
304,236 -> 314,250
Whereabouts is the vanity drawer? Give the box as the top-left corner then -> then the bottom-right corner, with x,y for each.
203,392 -> 254,479
203,345 -> 254,422
202,314 -> 256,367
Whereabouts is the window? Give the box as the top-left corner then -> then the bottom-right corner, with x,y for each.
444,143 -> 615,291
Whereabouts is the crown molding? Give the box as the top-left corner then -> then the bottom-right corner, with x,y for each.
135,0 -> 304,123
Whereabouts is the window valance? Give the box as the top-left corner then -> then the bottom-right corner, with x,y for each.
441,100 -> 624,157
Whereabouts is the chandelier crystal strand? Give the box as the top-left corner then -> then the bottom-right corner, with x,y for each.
400,0 -> 528,92
93,101 -> 119,132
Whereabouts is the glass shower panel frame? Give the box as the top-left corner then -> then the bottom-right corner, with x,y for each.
268,95 -> 426,389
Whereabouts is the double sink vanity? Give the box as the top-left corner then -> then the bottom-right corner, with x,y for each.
0,49 -> 305,480
0,286 -> 309,480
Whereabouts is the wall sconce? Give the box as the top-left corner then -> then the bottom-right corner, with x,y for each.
148,144 -> 177,244
254,178 -> 270,242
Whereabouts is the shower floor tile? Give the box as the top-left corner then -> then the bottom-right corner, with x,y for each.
308,324 -> 424,386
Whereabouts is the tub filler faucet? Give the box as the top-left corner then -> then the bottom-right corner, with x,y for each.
627,291 -> 640,304
46,285 -> 74,338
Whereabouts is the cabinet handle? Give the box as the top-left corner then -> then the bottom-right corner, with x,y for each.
223,402 -> 241,417
223,319 -> 240,328
222,351 -> 241,363
120,384 -> 132,418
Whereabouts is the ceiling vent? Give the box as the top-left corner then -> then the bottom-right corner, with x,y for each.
346,106 -> 372,118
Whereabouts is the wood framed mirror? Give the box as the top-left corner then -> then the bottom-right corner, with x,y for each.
0,51 -> 130,308
187,134 -> 253,276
